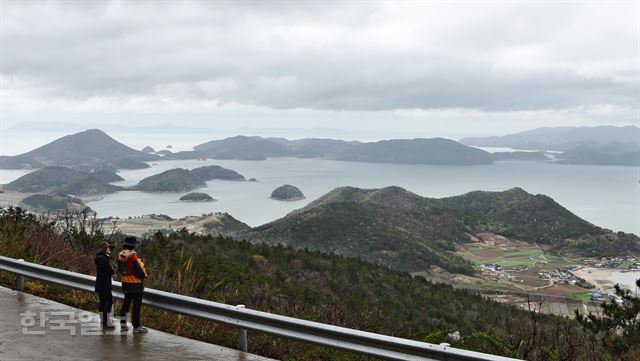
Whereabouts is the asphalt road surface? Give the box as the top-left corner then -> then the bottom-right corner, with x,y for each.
0,286 -> 276,361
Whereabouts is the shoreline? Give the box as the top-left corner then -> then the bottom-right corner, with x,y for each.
573,267 -> 617,295
573,267 -> 640,296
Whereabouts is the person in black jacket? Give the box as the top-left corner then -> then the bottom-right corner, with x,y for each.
95,241 -> 115,329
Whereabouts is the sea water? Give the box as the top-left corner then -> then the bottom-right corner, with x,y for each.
2,157 -> 633,234
608,270 -> 640,293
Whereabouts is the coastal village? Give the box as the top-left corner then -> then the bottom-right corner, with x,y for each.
476,254 -> 640,307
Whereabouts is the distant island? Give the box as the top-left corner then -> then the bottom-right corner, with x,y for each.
270,185 -> 305,201
189,165 -> 246,181
491,151 -> 550,161
179,192 -> 216,202
461,126 -> 640,166
132,165 -> 248,193
557,144 -> 640,166
460,125 -> 640,151
193,135 -> 494,165
3,127 -> 638,173
3,160 -> 250,199
0,129 -> 158,170
132,168 -> 206,192
4,166 -> 123,196
20,194 -> 88,213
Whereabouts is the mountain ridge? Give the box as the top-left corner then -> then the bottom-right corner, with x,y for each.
194,135 -> 494,165
239,186 -> 639,274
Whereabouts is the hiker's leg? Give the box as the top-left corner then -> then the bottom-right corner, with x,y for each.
104,292 -> 114,326
120,292 -> 132,325
98,293 -> 107,324
131,292 -> 143,329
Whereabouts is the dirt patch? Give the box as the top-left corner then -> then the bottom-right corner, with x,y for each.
412,266 -> 456,284
538,284 -> 585,296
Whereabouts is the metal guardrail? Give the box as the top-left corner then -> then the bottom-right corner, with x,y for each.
0,255 -> 522,361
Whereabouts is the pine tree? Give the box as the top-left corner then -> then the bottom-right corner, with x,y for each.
576,279 -> 640,359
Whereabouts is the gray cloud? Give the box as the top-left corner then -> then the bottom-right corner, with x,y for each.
1,1 -> 637,113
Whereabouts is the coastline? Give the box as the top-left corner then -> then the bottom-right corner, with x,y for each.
574,267 -> 640,296
573,267 -> 617,295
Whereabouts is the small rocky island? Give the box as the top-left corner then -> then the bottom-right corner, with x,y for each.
270,184 -> 305,201
142,146 -> 156,153
179,192 -> 216,202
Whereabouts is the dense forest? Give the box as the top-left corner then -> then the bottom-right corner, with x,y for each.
0,207 -> 638,360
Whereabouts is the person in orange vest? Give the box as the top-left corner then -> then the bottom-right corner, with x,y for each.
117,236 -> 148,334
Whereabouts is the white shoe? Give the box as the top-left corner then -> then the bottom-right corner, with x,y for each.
133,327 -> 148,334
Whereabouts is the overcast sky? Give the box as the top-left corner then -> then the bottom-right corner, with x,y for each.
1,1 -> 638,139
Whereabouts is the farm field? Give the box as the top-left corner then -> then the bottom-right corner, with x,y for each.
455,238 -> 580,293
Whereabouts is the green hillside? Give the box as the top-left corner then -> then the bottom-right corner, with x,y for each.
0,207 -> 604,360
241,187 -> 639,274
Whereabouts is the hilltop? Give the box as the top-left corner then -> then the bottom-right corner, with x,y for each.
193,136 -> 494,165
240,186 -> 639,274
243,186 -> 476,274
0,129 -> 158,169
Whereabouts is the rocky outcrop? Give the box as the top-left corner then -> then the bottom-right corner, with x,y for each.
270,185 -> 305,201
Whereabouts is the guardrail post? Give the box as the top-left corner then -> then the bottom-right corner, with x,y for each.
237,304 -> 248,352
16,259 -> 25,291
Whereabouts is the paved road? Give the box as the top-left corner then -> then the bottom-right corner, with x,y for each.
0,286 -> 276,361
